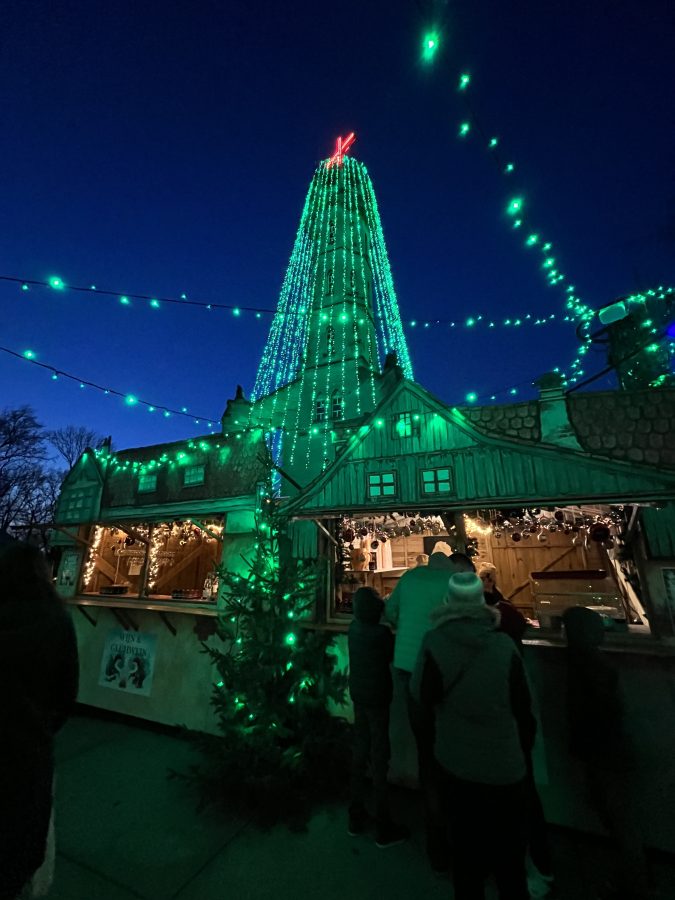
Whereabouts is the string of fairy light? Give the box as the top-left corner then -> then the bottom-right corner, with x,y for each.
420,31 -> 597,384
1,272 -> 567,332
248,154 -> 416,469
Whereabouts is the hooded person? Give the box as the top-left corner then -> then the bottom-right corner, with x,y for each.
412,571 -> 535,900
347,587 -> 407,849
0,541 -> 79,900
562,606 -> 649,899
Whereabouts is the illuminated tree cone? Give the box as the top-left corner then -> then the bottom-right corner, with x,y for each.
250,152 -> 413,475
188,465 -> 350,828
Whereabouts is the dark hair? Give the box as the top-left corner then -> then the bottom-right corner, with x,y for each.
0,542 -> 56,606
448,552 -> 476,573
352,586 -> 384,624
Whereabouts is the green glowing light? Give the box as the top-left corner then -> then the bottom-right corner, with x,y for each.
23,349 -> 36,359
526,233 -> 539,246
422,32 -> 440,62
458,73 -> 471,90
120,296 -> 130,305
459,121 -> 471,137
504,163 -> 515,174
125,395 -> 137,405
375,418 -> 384,427
284,632 -> 297,647
466,317 -> 476,327
150,299 -> 160,309
233,307 -> 241,316
21,283 -> 29,291
489,137 -> 499,149
465,392 -> 478,403
507,197 -> 523,216
48,276 -> 64,290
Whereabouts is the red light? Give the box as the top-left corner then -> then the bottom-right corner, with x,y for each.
327,132 -> 356,167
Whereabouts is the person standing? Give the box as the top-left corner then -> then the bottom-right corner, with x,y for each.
347,586 -> 407,848
478,562 -> 528,650
0,541 -> 79,900
384,550 -> 465,871
412,571 -> 535,900
562,606 -> 650,900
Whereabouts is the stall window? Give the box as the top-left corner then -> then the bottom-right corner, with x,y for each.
59,486 -> 96,522
183,464 -> 205,487
421,467 -> 453,494
138,473 -> 157,493
368,472 -> 396,498
393,412 -> 420,439
314,399 -> 327,423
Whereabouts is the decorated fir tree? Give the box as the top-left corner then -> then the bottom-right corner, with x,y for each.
190,463 -> 350,828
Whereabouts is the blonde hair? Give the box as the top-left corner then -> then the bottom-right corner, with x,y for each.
476,562 -> 497,579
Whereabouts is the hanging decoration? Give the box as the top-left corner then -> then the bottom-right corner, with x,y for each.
0,274 -> 274,318
1,344 -> 219,428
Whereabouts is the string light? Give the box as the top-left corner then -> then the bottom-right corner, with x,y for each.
0,274 -> 275,317
250,151 -> 413,470
0,344 -> 218,427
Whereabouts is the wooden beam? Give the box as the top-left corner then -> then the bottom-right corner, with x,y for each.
51,525 -> 90,548
507,545 -> 576,601
312,518 -> 339,548
191,519 -> 224,543
154,544 -> 202,590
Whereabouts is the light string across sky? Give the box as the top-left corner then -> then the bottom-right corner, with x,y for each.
421,31 -> 596,383
1,272 -> 566,334
0,344 -> 220,428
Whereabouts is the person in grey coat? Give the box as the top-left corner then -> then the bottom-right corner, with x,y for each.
412,571 -> 535,899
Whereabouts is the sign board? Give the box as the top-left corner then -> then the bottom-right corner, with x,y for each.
99,629 -> 158,697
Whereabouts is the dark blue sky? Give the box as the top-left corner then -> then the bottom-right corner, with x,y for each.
2,0 -> 673,451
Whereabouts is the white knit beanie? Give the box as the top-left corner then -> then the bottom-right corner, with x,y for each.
446,572 -> 485,607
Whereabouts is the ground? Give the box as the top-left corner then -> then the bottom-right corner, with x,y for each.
45,713 -> 674,900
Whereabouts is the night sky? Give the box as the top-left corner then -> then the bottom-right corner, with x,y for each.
2,0 -> 673,453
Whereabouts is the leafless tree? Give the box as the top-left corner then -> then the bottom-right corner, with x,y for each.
0,407 -> 47,531
46,424 -> 104,470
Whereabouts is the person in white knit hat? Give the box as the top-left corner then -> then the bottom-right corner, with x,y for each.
411,571 -> 535,900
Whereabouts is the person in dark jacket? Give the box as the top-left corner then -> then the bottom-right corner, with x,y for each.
0,541 -> 79,900
478,562 -> 528,650
563,606 -> 649,900
412,572 -> 535,899
348,586 -> 407,849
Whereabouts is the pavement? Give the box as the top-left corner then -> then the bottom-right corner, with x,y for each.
44,712 -> 675,900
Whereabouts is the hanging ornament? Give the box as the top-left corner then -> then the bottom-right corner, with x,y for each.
554,510 -> 565,522
511,532 -> 522,542
589,522 -> 611,543
537,532 -> 549,543
529,508 -> 541,517
548,523 -> 558,532
359,527 -> 369,538
402,526 -> 411,537
493,530 -> 503,539
522,532 -> 531,541
371,540 -> 379,549
342,528 -> 355,543
529,524 -> 538,533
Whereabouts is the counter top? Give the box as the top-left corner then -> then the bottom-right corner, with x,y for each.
67,595 -> 218,617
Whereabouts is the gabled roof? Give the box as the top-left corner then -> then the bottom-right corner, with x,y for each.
282,379 -> 675,516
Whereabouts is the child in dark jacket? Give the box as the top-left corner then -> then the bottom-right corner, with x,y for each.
348,586 -> 407,848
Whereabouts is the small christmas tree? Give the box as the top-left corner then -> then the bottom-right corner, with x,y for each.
190,460 -> 350,828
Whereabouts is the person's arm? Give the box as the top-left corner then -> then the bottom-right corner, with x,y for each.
509,651 -> 536,755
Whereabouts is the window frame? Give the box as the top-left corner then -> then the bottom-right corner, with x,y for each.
138,472 -> 158,494
420,466 -> 453,496
182,464 -> 206,487
392,411 -> 420,440
367,471 -> 397,500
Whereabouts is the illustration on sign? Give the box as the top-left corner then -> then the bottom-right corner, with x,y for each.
99,629 -> 158,696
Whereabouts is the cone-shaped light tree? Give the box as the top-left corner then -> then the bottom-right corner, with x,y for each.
250,138 -> 413,478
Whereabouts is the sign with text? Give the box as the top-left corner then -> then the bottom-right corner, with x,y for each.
99,629 -> 158,697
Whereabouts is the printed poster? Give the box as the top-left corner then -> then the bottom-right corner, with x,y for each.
99,629 -> 158,696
